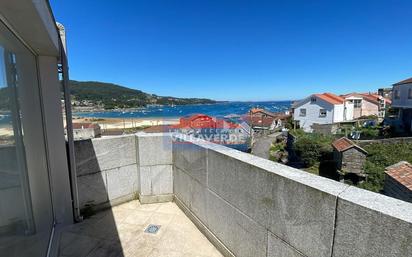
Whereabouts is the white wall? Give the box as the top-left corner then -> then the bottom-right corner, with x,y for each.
344,102 -> 354,121
293,98 -> 334,132
333,104 -> 345,123
392,83 -> 412,108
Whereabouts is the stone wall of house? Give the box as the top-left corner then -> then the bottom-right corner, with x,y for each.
384,175 -> 412,203
341,148 -> 366,174
311,123 -> 339,135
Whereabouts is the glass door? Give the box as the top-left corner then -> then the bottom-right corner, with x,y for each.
0,21 -> 54,257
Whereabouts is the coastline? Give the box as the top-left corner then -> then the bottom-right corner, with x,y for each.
72,116 -> 180,130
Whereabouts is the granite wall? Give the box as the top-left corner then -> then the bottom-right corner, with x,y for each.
74,135 -> 138,211
74,133 -> 412,257
74,133 -> 174,211
173,135 -> 412,257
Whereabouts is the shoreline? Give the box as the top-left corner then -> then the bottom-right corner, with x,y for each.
71,116 -> 180,130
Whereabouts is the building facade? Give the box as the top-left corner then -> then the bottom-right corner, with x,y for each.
388,77 -> 412,134
292,93 -> 345,132
342,93 -> 391,120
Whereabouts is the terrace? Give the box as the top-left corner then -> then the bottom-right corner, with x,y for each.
1,1 -> 411,257
58,133 -> 412,257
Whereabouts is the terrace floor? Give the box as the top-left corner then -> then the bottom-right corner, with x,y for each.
58,201 -> 223,257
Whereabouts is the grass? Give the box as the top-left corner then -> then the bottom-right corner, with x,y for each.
358,142 -> 412,192
291,130 -> 335,167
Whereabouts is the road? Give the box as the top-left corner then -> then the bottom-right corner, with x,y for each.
251,132 -> 282,159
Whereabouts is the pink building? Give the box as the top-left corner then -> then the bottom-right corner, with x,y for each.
342,93 -> 391,120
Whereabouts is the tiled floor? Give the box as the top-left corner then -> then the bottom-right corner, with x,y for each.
58,201 -> 223,257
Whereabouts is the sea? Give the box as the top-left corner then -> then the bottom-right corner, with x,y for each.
74,101 -> 293,119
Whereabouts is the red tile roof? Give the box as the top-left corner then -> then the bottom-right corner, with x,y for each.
332,137 -> 367,153
250,108 -> 264,114
393,77 -> 412,86
249,108 -> 279,118
243,113 -> 290,127
385,161 -> 412,191
315,93 -> 344,105
342,92 -> 392,105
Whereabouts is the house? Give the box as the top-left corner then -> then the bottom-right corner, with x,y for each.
378,87 -> 393,100
245,108 -> 290,132
384,161 -> 412,203
342,92 -> 391,120
292,93 -> 345,132
249,108 -> 278,119
332,137 -> 368,181
71,122 -> 101,140
387,77 -> 412,134
168,114 -> 251,151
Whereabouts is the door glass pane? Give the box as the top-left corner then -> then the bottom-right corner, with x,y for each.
0,22 -> 54,257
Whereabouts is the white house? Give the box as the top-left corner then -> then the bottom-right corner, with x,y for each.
388,77 -> 412,133
293,93 -> 345,132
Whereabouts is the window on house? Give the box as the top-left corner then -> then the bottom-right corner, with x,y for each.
394,90 -> 400,99
310,97 -> 317,103
354,99 -> 362,108
300,108 -> 306,116
319,109 -> 327,117
408,88 -> 412,99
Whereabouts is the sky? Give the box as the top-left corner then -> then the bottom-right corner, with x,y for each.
50,0 -> 412,101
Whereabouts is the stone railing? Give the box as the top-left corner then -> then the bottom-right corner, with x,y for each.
74,133 -> 412,257
74,134 -> 173,211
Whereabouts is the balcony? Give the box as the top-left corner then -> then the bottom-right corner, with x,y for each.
61,133 -> 412,257
59,201 -> 222,257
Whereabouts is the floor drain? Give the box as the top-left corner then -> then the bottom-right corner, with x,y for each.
144,224 -> 161,234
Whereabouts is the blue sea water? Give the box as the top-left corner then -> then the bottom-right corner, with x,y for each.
0,114 -> 11,128
74,101 -> 292,119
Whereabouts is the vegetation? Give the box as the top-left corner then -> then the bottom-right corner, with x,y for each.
291,130 -> 335,167
269,140 -> 287,163
359,143 -> 412,192
358,126 -> 381,139
67,80 -> 216,109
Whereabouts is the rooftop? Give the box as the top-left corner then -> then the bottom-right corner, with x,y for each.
315,93 -> 345,105
393,77 -> 412,86
332,137 -> 368,153
385,161 -> 412,190
341,92 -> 391,105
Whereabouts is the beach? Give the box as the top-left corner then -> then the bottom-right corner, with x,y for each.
72,116 -> 180,130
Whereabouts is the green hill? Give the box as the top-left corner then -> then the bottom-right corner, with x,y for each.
67,80 -> 215,109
